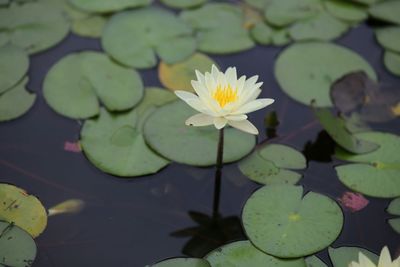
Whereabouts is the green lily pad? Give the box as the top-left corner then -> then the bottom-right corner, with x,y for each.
324,0 -> 367,22
305,256 -> 327,267
275,42 -> 377,107
271,28 -> 292,46
0,184 -> 47,238
69,0 -> 152,13
264,0 -> 323,27
146,258 -> 210,267
313,108 -> 379,154
250,22 -> 273,45
0,221 -> 37,267
80,89 -> 175,177
259,144 -> 306,169
384,51 -> 400,77
375,27 -> 400,53
180,3 -> 254,54
239,152 -> 303,185
0,45 -> 29,94
143,101 -> 256,166
160,0 -> 207,9
244,0 -> 272,10
72,15 -> 107,38
351,0 -> 379,5
0,77 -> 36,122
0,2 -> 69,54
158,53 -> 217,92
388,198 -> 400,215
242,185 -> 343,258
389,218 -> 400,234
328,246 -> 378,267
289,12 -> 349,41
205,240 -> 307,267
102,7 -> 196,69
43,51 -> 144,119
369,0 -> 400,25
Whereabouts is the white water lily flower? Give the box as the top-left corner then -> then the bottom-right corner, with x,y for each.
349,246 -> 400,267
174,65 -> 274,135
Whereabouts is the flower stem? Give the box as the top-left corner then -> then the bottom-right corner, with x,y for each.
213,128 -> 224,219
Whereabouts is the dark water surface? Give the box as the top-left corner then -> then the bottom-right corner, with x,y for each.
0,23 -> 400,266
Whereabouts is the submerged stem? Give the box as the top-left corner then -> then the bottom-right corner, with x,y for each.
213,128 -> 224,219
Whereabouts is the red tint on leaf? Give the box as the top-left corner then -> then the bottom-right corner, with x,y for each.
64,141 -> 81,153
338,192 -> 369,212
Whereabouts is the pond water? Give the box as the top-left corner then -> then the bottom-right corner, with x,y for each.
0,23 -> 399,266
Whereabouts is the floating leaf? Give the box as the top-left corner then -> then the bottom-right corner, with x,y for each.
102,7 -> 195,69
158,53 -> 217,92
0,45 -> 29,94
143,101 -> 256,166
375,27 -> 400,53
72,15 -> 107,38
250,22 -> 273,45
0,77 -> 36,122
43,51 -> 144,119
160,0 -> 207,9
264,0 -> 323,27
180,3 -> 254,54
305,256 -> 328,267
48,199 -> 85,216
313,108 -> 379,154
0,221 -> 37,267
244,0 -> 272,10
242,185 -> 343,258
369,0 -> 400,25
328,246 -> 378,267
387,198 -> 400,215
0,2 -> 69,54
384,51 -> 400,77
69,0 -> 152,13
324,0 -> 367,23
146,258 -> 210,267
81,89 -> 175,177
337,191 -> 369,212
205,240 -> 307,267
389,219 -> 400,234
275,42 -> 377,107
259,144 -> 306,169
271,28 -> 291,46
289,12 -> 349,41
0,184 -> 47,238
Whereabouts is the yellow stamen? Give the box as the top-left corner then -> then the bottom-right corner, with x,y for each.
212,85 -> 238,107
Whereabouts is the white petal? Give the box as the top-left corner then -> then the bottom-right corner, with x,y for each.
228,120 -> 258,135
175,90 -> 197,101
191,80 -> 209,99
213,117 -> 227,129
205,71 -> 217,91
195,70 -> 205,84
225,67 -> 237,87
185,113 -> 214,127
236,75 -> 247,95
225,114 -> 247,121
359,253 -> 376,267
378,247 -> 392,267
211,64 -> 219,81
232,98 -> 275,115
245,75 -> 259,88
217,70 -> 227,89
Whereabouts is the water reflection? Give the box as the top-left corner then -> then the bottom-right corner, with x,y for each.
303,131 -> 336,162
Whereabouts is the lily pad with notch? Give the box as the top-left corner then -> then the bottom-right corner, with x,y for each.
205,240 -> 307,267
102,7 -> 196,69
324,0 -> 367,23
275,42 -> 376,107
0,183 -> 47,238
69,0 -> 152,13
0,221 -> 37,267
384,51 -> 400,77
375,27 -> 400,53
0,77 -> 36,122
143,101 -> 256,166
146,258 -> 210,267
160,0 -> 207,9
368,0 -> 400,25
305,256 -> 327,267
43,51 -> 144,119
242,185 -> 344,258
0,45 -> 29,94
387,198 -> 400,234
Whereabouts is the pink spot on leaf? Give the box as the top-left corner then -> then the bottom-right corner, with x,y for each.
64,141 -> 81,153
338,192 -> 369,212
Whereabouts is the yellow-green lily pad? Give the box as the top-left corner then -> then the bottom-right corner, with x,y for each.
375,27 -> 400,53
305,256 -> 327,267
160,0 -> 207,9
0,2 -> 69,54
369,0 -> 400,25
275,42 -> 377,107
205,240 -> 307,267
384,51 -> 400,77
146,258 -> 210,267
0,77 -> 36,122
180,3 -> 254,54
387,198 -> 400,234
43,51 -> 144,119
0,184 -> 47,238
102,7 -> 196,69
259,144 -> 306,169
242,185 -> 343,258
0,221 -> 37,267
158,53 -> 217,92
143,101 -> 256,166
69,0 -> 152,13
0,45 -> 29,94
324,0 -> 367,22
72,15 -> 107,38
328,246 -> 378,267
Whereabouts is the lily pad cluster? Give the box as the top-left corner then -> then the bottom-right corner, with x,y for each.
335,132 -> 400,198
238,144 -> 306,185
387,198 -> 400,234
0,45 -> 35,122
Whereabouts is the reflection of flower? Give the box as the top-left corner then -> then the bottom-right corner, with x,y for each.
349,247 -> 400,267
175,65 -> 274,135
